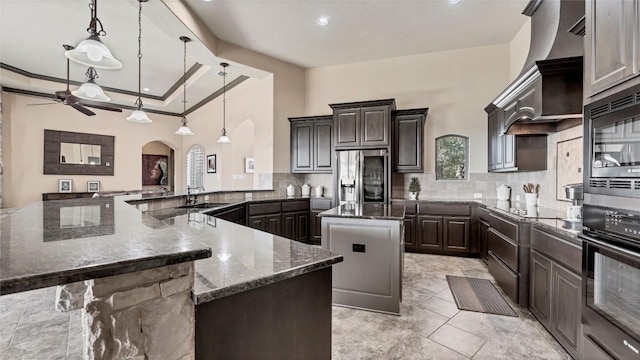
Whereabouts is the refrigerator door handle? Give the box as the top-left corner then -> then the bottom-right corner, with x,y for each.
357,151 -> 363,204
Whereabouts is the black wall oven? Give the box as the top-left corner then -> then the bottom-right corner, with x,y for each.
580,205 -> 640,360
584,84 -> 640,199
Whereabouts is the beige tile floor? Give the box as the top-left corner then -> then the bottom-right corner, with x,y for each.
0,253 -> 571,359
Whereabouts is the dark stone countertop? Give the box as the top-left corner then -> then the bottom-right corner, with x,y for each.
164,214 -> 343,304
318,203 -> 405,221
0,196 -> 212,295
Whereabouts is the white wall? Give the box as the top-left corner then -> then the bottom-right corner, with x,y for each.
509,18 -> 531,82
305,44 -> 512,174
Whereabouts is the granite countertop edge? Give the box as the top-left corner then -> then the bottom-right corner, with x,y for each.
193,255 -> 343,305
0,249 -> 212,295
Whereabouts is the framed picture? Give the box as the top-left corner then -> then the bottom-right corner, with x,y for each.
245,157 -> 254,173
142,154 -> 169,186
87,181 -> 100,192
58,179 -> 72,193
207,154 -> 217,173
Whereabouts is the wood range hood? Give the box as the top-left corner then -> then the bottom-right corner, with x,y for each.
487,0 -> 586,136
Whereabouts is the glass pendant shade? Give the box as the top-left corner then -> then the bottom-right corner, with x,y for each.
72,80 -> 110,102
217,134 -> 231,144
126,109 -> 152,123
65,35 -> 122,70
175,124 -> 194,136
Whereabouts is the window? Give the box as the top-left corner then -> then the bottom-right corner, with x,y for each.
436,135 -> 468,180
186,145 -> 204,189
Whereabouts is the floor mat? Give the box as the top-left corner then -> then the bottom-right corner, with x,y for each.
446,275 -> 518,317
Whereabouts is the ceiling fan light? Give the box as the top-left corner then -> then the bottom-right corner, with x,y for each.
126,109 -> 152,123
72,81 -> 110,102
175,124 -> 194,136
65,35 -> 122,70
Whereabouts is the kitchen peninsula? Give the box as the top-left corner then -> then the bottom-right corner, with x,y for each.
0,194 -> 342,359
320,203 -> 405,315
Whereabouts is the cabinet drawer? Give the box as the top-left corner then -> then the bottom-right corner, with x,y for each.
403,203 -> 417,215
531,227 -> 582,274
418,204 -> 470,216
478,207 -> 491,222
282,200 -> 309,213
488,251 -> 519,304
489,214 -> 518,241
488,228 -> 518,271
310,198 -> 333,211
248,202 -> 282,216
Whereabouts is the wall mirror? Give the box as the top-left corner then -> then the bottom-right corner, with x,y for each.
435,135 -> 469,180
60,143 -> 102,165
44,129 -> 114,176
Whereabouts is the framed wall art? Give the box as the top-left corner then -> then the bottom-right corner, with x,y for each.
207,154 -> 217,173
142,154 -> 169,186
58,179 -> 72,193
245,157 -> 254,173
87,181 -> 100,192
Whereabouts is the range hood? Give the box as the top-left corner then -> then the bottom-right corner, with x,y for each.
487,0 -> 585,135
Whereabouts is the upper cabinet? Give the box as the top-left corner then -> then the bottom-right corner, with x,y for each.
585,0 -> 640,100
330,99 -> 396,149
393,108 -> 428,173
289,115 -> 333,174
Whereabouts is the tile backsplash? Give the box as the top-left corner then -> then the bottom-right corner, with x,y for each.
392,126 -> 584,212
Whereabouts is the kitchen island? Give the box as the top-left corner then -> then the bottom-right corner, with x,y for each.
0,195 -> 342,359
320,203 -> 405,315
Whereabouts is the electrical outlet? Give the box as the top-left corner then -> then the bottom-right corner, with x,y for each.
515,195 -> 521,201
245,193 -> 253,200
138,203 -> 148,211
352,244 -> 366,253
204,195 -> 210,201
473,193 -> 483,199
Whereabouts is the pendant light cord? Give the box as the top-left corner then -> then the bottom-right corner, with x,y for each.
222,64 -> 227,133
135,0 -> 143,110
181,37 -> 189,126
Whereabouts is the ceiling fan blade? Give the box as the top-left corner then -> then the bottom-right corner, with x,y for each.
71,103 -> 96,116
82,103 -> 123,113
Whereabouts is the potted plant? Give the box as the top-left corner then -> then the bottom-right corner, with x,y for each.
408,177 -> 421,200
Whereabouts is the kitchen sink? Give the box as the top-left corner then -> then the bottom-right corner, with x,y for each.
177,202 -> 230,209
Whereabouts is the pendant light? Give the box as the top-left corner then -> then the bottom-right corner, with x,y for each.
65,0 -> 122,70
175,36 -> 194,136
72,67 -> 110,102
217,62 -> 231,143
126,0 -> 152,123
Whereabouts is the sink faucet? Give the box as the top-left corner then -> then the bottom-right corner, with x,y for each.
186,186 -> 198,205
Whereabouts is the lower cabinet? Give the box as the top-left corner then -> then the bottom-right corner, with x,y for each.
311,198 -> 333,245
283,211 -> 310,242
248,213 -> 281,234
397,201 -> 475,256
529,227 -> 582,359
478,220 -> 490,263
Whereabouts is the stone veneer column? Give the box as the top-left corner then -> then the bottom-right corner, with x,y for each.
82,262 -> 196,360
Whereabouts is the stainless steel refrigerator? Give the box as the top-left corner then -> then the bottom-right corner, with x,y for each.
335,149 -> 389,205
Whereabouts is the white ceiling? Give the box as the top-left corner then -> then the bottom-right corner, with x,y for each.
0,0 -> 530,115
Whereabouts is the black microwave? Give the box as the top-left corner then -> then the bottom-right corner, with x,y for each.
584,84 -> 640,199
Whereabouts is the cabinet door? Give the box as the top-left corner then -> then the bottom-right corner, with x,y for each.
417,215 -> 443,249
443,217 -> 470,252
296,212 -> 310,242
487,111 -> 497,171
291,122 -> 314,173
403,216 -> 416,250
503,134 -> 516,169
551,263 -> 581,358
361,106 -> 389,147
265,214 -> 281,235
530,250 -> 552,329
314,120 -> 333,172
248,215 -> 265,231
625,117 -> 640,140
334,108 -> 360,148
311,211 -> 322,245
585,0 -> 640,96
493,110 -> 506,170
394,115 -> 424,172
478,220 -> 490,262
282,213 -> 296,239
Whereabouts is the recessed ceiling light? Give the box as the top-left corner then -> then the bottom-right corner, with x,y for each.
143,87 -> 150,92
447,0 -> 462,4
317,17 -> 329,26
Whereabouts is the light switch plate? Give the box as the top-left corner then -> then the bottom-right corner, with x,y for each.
473,193 -> 483,199
138,203 -> 148,211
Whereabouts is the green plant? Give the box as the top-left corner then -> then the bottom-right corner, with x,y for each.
409,177 -> 421,193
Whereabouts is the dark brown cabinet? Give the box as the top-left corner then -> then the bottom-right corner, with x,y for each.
282,211 -> 309,242
330,99 -> 395,149
396,201 -> 475,256
529,227 -> 582,359
289,116 -> 333,173
393,108 -> 428,173
310,198 -> 333,246
585,0 -> 640,98
478,219 -> 490,263
486,106 -> 547,172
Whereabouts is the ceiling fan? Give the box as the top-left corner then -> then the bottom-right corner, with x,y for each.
28,45 -> 123,116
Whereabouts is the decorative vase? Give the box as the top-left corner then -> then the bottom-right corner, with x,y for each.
301,183 -> 310,197
409,192 -> 418,200
315,185 -> 324,198
286,184 -> 295,198
524,193 -> 537,206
